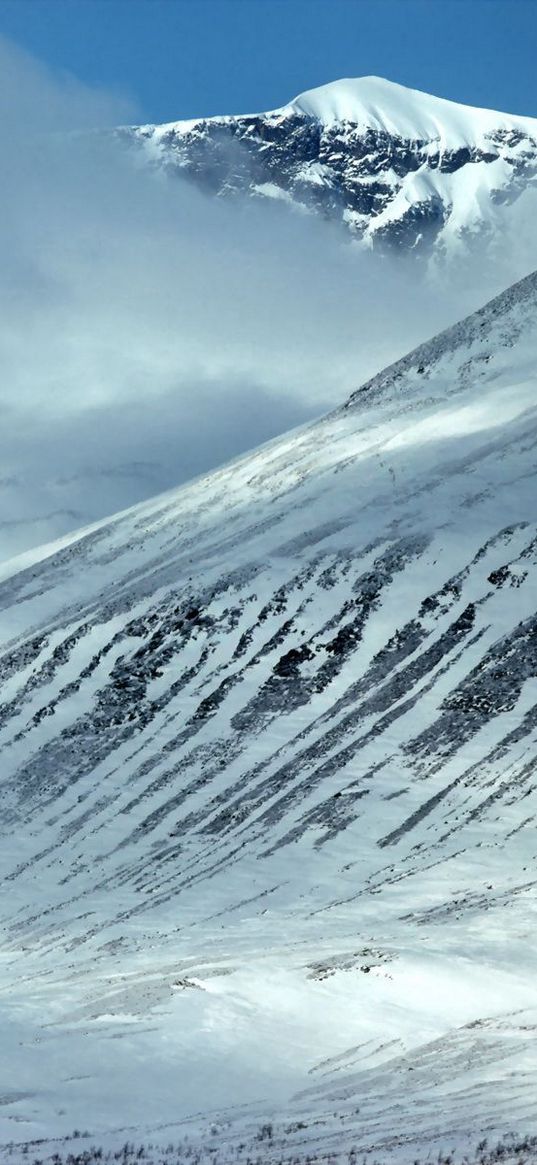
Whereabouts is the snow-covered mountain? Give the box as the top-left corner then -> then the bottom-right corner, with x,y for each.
127,76 -> 537,254
5,77 -> 537,567
1,269 -> 537,1157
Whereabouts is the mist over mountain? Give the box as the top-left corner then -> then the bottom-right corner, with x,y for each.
2,48 -> 537,560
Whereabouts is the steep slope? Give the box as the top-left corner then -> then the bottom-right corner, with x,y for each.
2,271 -> 537,1154
127,76 -> 537,253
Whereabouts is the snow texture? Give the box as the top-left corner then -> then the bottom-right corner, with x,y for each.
1,270 -> 537,1158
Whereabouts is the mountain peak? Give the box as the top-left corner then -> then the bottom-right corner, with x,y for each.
286,75 -> 429,126
277,74 -> 537,145
129,77 -> 537,268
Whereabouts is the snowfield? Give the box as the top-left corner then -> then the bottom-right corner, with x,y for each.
1,270 -> 537,1159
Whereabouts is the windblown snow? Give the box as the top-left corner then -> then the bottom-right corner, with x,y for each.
1,270 -> 537,1159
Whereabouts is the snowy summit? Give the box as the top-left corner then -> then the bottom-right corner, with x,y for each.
129,74 -> 537,252
281,74 -> 537,144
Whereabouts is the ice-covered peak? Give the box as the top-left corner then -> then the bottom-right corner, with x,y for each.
278,74 -> 537,146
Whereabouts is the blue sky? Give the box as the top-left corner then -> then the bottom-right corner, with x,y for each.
1,0 -> 536,124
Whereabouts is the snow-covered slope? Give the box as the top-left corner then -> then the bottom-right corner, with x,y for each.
2,271 -> 537,1156
127,76 -> 537,253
